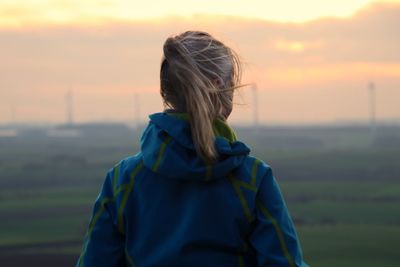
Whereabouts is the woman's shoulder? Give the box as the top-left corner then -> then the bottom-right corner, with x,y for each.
233,155 -> 274,188
106,153 -> 146,192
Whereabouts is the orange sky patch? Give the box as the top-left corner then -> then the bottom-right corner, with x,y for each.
1,0 -> 400,29
248,63 -> 400,88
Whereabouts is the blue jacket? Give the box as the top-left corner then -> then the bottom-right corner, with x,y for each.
77,111 -> 308,267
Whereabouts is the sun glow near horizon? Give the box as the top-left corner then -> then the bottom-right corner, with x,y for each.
1,0 -> 400,28
1,0 -> 400,124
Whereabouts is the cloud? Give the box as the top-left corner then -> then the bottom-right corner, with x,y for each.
0,2 -> 399,123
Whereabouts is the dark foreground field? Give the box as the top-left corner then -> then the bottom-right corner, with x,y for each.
0,124 -> 399,267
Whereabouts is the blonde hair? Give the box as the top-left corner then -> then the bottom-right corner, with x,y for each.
160,31 -> 242,163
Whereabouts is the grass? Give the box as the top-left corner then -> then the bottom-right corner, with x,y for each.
0,216 -> 85,246
298,224 -> 400,267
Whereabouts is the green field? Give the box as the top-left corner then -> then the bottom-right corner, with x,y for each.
0,124 -> 399,266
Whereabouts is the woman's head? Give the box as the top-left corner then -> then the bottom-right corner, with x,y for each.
160,31 -> 242,163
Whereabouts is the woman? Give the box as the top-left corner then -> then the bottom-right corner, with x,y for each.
77,31 -> 308,267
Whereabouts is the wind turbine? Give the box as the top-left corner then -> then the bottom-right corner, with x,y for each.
66,89 -> 74,125
368,82 -> 376,133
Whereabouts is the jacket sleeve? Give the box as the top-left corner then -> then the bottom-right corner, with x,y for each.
76,169 -> 125,267
249,167 -> 308,267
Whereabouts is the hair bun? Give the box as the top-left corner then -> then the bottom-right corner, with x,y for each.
163,37 -> 179,60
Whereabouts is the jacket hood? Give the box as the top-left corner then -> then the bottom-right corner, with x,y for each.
140,112 -> 250,181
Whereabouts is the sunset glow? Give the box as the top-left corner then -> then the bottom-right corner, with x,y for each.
0,0 -> 399,124
1,0 -> 400,28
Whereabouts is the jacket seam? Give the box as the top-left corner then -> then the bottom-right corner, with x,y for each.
117,161 -> 144,234
228,173 -> 255,223
152,135 -> 173,172
256,199 -> 295,267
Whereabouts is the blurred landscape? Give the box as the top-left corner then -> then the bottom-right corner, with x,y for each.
1,0 -> 400,266
0,122 -> 399,267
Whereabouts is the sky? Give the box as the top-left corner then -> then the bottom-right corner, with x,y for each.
1,0 -> 399,26
0,0 -> 399,125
